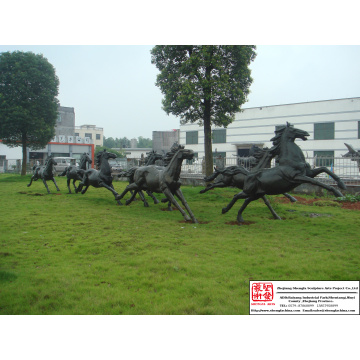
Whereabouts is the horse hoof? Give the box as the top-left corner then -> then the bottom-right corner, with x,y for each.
144,203 -> 149,207
222,208 -> 228,214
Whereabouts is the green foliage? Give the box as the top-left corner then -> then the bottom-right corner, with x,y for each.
337,193 -> 360,202
0,51 -> 59,175
95,146 -> 125,158
151,46 -> 257,127
1,175 -> 359,314
151,46 -> 257,175
103,136 -> 131,149
137,136 -> 152,148
314,200 -> 342,207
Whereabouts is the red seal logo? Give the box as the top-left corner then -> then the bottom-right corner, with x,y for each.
251,282 -> 274,301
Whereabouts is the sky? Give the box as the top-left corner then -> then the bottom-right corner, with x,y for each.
1,44 -> 359,141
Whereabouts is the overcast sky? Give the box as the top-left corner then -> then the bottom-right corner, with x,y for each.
1,44 -> 359,140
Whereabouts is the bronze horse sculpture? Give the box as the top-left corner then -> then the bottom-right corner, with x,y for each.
76,149 -> 121,205
118,150 -> 164,206
27,155 -> 60,194
115,144 -> 198,223
59,152 -> 92,193
200,145 -> 298,210
221,123 -> 346,223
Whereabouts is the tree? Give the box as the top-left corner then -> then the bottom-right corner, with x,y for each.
137,136 -> 152,148
103,136 -> 116,148
95,146 -> 125,158
151,45 -> 257,176
0,51 -> 59,175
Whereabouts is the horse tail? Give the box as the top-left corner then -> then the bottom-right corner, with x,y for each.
58,167 -> 68,177
119,167 -> 137,179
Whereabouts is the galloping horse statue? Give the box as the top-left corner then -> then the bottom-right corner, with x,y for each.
118,150 -> 164,206
200,145 -> 298,211
76,149 -> 121,205
27,155 -> 60,194
59,152 -> 92,193
115,144 -> 198,223
221,123 -> 346,223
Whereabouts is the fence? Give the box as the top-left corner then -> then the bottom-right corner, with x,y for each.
180,156 -> 360,187
0,159 -> 49,174
2,156 -> 360,187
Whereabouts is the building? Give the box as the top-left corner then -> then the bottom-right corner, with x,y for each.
180,98 -> 360,160
55,106 -> 76,139
75,125 -> 104,147
153,130 -> 180,155
1,105 -> 96,171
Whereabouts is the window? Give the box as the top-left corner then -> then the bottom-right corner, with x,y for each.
85,133 -> 92,139
212,129 -> 226,143
314,122 -> 334,140
57,114 -> 62,122
314,151 -> 334,167
358,121 -> 360,139
96,134 -> 101,140
186,131 -> 198,144
75,133 -> 79,137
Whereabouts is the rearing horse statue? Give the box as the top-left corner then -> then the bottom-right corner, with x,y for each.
115,144 -> 198,223
222,123 -> 346,223
59,152 -> 92,193
76,149 -> 121,205
27,155 -> 60,194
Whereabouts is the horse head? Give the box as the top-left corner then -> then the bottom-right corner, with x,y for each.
83,152 -> 92,163
176,147 -> 194,161
271,122 -> 309,145
46,156 -> 57,166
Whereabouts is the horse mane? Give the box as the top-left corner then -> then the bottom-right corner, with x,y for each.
95,150 -> 106,166
162,143 -> 184,166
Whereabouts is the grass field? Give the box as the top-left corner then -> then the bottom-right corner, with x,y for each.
1,174 -> 359,314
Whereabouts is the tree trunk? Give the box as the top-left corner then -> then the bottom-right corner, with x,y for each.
21,133 -> 27,176
203,99 -> 213,177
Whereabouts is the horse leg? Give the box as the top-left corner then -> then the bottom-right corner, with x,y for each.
42,179 -> 51,194
307,167 -> 346,190
293,175 -> 344,197
236,197 -> 253,223
27,176 -> 34,187
146,190 -> 159,204
222,191 -> 248,214
199,181 -> 227,194
261,196 -> 282,220
81,185 -> 89,195
72,179 -> 78,193
283,193 -> 297,202
107,183 -> 122,205
162,188 -> 191,222
126,190 -> 138,205
51,177 -> 60,191
115,183 -> 138,201
138,190 -> 149,207
175,189 -> 198,223
67,178 -> 72,193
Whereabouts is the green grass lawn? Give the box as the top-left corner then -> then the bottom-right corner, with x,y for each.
0,174 -> 359,314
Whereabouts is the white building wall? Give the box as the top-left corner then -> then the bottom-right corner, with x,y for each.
179,98 -> 360,158
0,142 -> 23,158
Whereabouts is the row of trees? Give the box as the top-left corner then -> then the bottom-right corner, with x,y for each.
103,136 -> 152,149
1,46 -> 256,176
